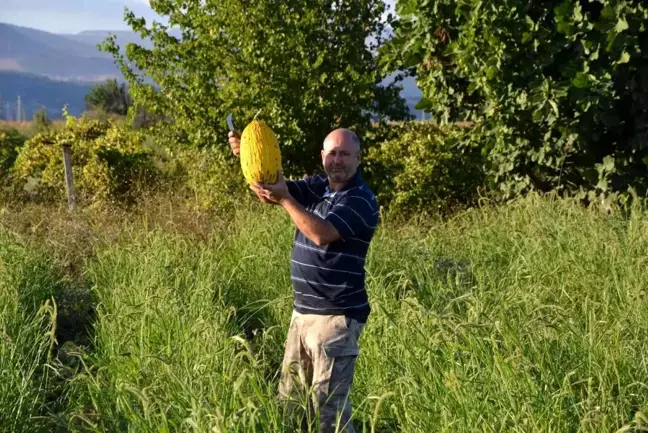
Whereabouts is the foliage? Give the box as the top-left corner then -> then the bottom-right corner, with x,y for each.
173,146 -> 250,212
0,232 -> 62,432
11,112 -> 160,206
85,78 -> 132,116
0,128 -> 27,182
101,0 -> 412,177
363,121 -> 485,218
32,107 -> 52,134
1,195 -> 648,430
382,0 -> 648,204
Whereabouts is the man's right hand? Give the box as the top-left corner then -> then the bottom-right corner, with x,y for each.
252,187 -> 277,205
228,131 -> 241,157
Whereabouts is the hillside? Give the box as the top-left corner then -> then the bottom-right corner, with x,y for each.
62,30 -> 157,50
0,71 -> 91,119
0,23 -> 121,81
0,21 -> 424,118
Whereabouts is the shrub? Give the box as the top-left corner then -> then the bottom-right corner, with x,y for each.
0,128 -> 27,183
363,121 -> 485,219
383,0 -> 648,205
32,108 -> 52,135
173,146 -> 250,213
11,113 -> 161,206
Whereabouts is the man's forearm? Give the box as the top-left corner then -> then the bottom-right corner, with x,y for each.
280,196 -> 340,246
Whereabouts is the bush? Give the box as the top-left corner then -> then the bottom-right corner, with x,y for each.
383,0 -> 648,205
0,128 -> 27,183
363,121 -> 485,219
11,113 -> 161,206
173,146 -> 250,213
32,108 -> 52,135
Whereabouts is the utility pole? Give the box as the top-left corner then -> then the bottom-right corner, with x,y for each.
17,96 -> 22,122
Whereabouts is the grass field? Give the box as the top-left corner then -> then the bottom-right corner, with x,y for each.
1,193 -> 647,432
0,120 -> 66,138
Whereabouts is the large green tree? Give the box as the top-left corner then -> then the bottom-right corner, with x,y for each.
383,0 -> 648,204
103,0 -> 411,176
85,78 -> 132,116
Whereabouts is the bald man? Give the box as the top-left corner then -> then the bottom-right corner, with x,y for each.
228,128 -> 379,433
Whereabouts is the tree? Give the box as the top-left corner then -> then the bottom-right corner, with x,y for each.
85,79 -> 132,116
32,107 -> 52,134
101,0 -> 411,176
382,0 -> 648,204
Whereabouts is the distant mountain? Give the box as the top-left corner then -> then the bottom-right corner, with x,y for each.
62,30 -> 157,51
382,73 -> 424,118
0,21 -> 424,118
0,71 -> 92,120
0,22 -> 121,81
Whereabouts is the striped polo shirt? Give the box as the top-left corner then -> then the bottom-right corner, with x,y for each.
286,171 -> 379,323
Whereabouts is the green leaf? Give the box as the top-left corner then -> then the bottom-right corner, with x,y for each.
572,72 -> 590,88
615,17 -> 629,33
414,98 -> 432,110
548,100 -> 559,117
617,51 -> 631,64
524,15 -> 535,30
597,178 -> 608,190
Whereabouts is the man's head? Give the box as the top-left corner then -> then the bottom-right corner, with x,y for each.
321,128 -> 361,185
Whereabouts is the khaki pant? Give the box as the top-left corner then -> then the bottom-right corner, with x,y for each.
279,310 -> 365,433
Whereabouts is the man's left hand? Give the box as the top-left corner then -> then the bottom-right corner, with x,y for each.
251,172 -> 291,204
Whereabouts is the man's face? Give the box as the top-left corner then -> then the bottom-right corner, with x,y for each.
321,134 -> 361,184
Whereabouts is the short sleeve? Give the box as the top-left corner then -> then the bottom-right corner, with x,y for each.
325,194 -> 378,241
287,179 -> 310,207
287,175 -> 326,207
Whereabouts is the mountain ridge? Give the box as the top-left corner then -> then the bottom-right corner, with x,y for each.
0,21 -> 424,119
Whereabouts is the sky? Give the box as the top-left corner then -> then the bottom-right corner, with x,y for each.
0,0 -> 397,35
0,0 -> 161,34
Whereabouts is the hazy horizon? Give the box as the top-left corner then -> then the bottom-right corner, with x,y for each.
1,0 -> 397,34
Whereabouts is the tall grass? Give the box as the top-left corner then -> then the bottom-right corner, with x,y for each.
1,194 -> 647,432
0,232 -> 60,432
0,120 -> 66,138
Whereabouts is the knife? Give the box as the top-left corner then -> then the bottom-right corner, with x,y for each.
226,113 -> 235,132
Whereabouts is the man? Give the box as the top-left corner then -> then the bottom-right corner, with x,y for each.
228,127 -> 379,433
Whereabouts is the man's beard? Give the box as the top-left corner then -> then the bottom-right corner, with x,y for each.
326,166 -> 348,182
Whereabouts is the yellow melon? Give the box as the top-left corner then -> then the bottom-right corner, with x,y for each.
240,119 -> 282,185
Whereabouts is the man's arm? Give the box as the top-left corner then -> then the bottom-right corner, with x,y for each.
280,196 -> 341,246
252,173 -> 341,246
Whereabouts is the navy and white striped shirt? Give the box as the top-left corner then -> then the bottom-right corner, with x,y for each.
286,171 -> 379,323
